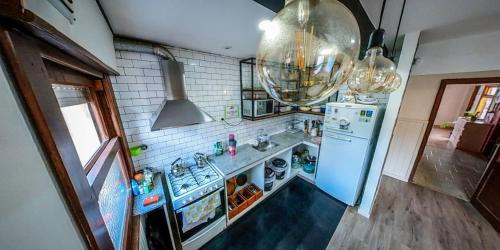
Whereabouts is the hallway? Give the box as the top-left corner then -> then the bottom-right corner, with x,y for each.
412,128 -> 487,201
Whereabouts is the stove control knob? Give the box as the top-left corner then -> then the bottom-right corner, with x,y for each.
188,197 -> 194,202
214,184 -> 218,189
199,191 -> 204,196
182,200 -> 187,205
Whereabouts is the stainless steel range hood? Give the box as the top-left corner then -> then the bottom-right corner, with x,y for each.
150,59 -> 214,131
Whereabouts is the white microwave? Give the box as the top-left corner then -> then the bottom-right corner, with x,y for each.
242,99 -> 274,117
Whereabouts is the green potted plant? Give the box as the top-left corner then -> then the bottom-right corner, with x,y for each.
464,110 -> 479,121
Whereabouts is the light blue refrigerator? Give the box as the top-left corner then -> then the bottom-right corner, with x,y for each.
316,102 -> 383,206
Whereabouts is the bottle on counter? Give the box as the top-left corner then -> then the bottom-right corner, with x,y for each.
304,120 -> 309,134
229,134 -> 237,156
131,179 -> 140,196
311,120 -> 318,136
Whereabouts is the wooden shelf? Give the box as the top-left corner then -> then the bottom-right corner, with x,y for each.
242,111 -> 295,121
297,110 -> 325,116
242,110 -> 323,121
242,89 -> 267,92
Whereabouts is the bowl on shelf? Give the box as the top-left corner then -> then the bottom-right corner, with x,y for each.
299,106 -> 311,112
311,106 -> 321,112
303,162 -> 315,174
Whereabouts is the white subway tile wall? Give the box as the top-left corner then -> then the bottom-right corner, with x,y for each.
111,41 -> 296,171
111,41 -> 388,171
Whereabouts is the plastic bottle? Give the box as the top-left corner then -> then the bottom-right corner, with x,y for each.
131,179 -> 140,196
228,134 -> 237,156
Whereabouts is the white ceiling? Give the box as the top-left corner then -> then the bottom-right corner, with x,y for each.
100,0 -> 500,58
98,0 -> 275,58
360,0 -> 500,44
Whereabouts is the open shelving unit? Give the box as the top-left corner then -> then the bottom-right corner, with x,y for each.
225,142 -> 320,225
226,163 -> 264,224
239,58 -> 345,121
240,58 -> 295,121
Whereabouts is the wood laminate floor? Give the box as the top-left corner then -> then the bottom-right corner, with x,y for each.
327,176 -> 500,250
412,128 -> 487,201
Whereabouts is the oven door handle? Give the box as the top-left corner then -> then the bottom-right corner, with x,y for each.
178,186 -> 224,210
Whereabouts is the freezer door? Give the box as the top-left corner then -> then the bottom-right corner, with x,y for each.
316,132 -> 370,205
324,104 -> 378,139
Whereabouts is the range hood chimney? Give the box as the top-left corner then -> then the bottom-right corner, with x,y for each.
146,46 -> 214,131
150,59 -> 214,130
113,38 -> 215,130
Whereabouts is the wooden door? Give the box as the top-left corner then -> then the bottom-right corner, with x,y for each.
472,142 -> 500,232
0,27 -> 136,249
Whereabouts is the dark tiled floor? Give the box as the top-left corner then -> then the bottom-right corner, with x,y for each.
201,177 -> 347,250
412,128 -> 487,200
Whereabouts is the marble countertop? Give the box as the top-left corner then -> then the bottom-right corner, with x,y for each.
133,174 -> 166,216
210,131 -> 321,178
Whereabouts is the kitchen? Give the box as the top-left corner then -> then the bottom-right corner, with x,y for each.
1,0 -> 499,250
120,36 -> 386,248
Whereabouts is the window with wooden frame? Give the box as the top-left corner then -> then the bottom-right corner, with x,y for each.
467,85 -> 500,122
0,27 -> 137,249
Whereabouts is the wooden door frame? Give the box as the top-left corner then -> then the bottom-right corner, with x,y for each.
471,142 -> 500,232
408,77 -> 500,181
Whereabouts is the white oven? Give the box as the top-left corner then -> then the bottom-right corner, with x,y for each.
242,99 -> 274,117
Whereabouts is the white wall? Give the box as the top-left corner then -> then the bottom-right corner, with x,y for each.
23,0 -> 117,70
358,31 -> 421,217
434,84 -> 475,125
0,59 -> 86,250
412,31 -> 500,76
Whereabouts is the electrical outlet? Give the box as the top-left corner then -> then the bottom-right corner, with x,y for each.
224,105 -> 240,120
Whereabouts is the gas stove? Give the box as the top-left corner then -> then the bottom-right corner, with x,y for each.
164,154 -> 224,210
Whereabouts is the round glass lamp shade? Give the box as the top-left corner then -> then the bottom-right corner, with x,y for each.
256,0 -> 361,106
347,46 -> 401,94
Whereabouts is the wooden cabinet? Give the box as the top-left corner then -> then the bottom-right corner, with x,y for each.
450,117 -> 493,153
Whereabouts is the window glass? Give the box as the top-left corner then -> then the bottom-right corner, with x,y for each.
487,87 -> 498,95
52,84 -> 102,166
98,154 -> 128,250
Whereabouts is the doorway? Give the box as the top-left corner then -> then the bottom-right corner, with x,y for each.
410,78 -> 500,201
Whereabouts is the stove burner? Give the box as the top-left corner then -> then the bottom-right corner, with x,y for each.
180,183 -> 190,191
167,157 -> 220,197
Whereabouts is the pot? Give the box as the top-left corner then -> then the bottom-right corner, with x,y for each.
270,158 -> 287,180
170,157 -> 186,177
264,167 -> 275,191
194,152 -> 208,168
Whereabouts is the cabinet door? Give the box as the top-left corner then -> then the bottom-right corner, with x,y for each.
472,143 -> 500,232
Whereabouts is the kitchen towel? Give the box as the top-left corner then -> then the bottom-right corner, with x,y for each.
180,191 -> 221,232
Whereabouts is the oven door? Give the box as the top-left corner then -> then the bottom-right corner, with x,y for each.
174,188 -> 225,242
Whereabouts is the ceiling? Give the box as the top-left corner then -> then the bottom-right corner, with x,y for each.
360,0 -> 500,45
99,0 -> 500,58
99,0 -> 275,58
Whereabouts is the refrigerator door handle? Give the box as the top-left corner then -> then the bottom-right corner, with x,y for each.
326,127 -> 354,134
328,136 -> 352,143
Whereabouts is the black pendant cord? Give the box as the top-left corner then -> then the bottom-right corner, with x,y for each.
391,0 -> 407,58
377,0 -> 387,29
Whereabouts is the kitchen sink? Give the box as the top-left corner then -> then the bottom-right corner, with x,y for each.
252,142 -> 280,152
